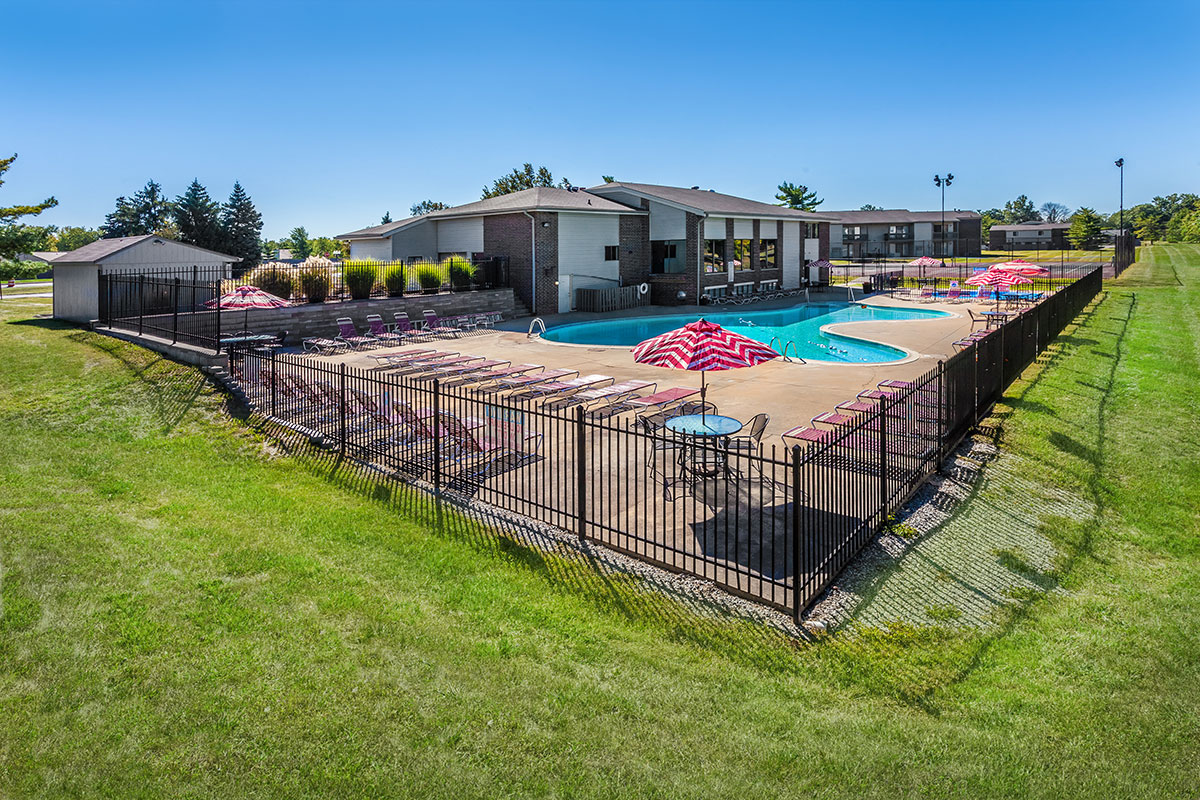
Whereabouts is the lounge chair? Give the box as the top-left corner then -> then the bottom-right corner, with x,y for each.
509,373 -> 612,402
481,368 -> 579,395
412,358 -> 508,381
390,354 -> 480,377
781,425 -> 832,446
371,348 -> 437,369
421,310 -> 461,338
446,363 -> 542,388
548,379 -> 657,413
626,386 -> 700,415
366,314 -> 407,347
302,336 -> 349,355
335,317 -> 376,350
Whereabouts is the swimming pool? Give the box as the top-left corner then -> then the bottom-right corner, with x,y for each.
541,302 -> 952,363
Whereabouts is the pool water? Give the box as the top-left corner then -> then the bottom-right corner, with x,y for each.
541,302 -> 951,363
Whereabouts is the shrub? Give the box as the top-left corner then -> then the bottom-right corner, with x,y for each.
416,262 -> 443,293
445,256 -> 476,290
343,260 -> 378,300
244,262 -> 294,300
0,259 -> 49,281
382,263 -> 408,296
298,266 -> 332,303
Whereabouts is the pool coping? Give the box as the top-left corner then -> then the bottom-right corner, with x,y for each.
536,297 -> 959,367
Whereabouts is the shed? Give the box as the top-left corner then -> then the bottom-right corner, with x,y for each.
51,235 -> 240,322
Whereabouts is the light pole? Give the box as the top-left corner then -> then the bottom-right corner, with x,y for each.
1115,158 -> 1125,263
934,173 -> 953,280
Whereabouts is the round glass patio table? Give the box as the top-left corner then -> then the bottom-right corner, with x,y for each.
665,414 -> 743,437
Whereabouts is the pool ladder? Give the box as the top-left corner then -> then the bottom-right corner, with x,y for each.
527,317 -> 547,339
770,336 -> 807,364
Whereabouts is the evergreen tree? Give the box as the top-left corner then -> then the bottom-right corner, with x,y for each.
481,164 -> 562,199
381,211 -> 392,224
0,153 -> 58,258
102,180 -> 172,238
1067,207 -> 1103,249
173,179 -> 224,252
286,226 -> 312,259
0,153 -> 57,224
220,181 -> 264,272
410,200 -> 450,216
1002,195 -> 1040,224
774,181 -> 823,210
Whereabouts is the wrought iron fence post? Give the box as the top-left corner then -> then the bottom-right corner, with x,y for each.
937,360 -> 945,469
171,277 -> 179,344
878,401 -> 888,522
576,405 -> 587,541
214,281 -> 222,355
432,379 -> 442,495
338,363 -> 346,457
137,274 -> 145,335
270,349 -> 277,417
791,445 -> 802,625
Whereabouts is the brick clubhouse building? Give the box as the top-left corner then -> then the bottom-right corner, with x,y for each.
336,182 -> 832,314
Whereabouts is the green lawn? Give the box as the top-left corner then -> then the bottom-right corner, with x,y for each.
2,247 -> 1199,797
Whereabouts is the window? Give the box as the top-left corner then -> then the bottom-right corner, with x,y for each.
806,223 -> 820,238
651,240 -> 685,274
733,239 -> 752,271
703,285 -> 727,299
759,238 -> 776,269
604,245 -> 619,261
704,239 -> 725,273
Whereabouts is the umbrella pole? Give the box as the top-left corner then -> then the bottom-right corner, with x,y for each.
701,371 -> 707,425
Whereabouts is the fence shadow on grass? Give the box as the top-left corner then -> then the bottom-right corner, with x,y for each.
242,412 -> 810,669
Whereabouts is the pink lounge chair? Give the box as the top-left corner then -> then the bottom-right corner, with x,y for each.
366,314 -> 408,347
485,368 -> 578,394
449,363 -> 542,387
547,379 -> 657,411
422,310 -> 461,337
371,348 -> 436,369
627,386 -> 700,413
781,425 -> 832,445
413,358 -> 509,381
335,317 -> 376,350
511,373 -> 612,401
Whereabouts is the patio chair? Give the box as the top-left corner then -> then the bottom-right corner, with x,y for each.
421,310 -> 461,338
335,318 -> 376,350
371,348 -> 437,369
967,309 -> 986,329
625,386 -> 700,416
727,413 -> 769,454
480,367 -> 578,396
366,314 -> 407,347
302,336 -> 349,355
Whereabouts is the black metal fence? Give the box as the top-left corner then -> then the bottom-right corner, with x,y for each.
99,273 -> 223,351
227,267 -> 1103,620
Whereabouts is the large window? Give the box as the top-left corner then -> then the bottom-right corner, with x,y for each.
651,240 -> 685,274
733,239 -> 752,271
704,239 -> 725,273
759,238 -> 776,269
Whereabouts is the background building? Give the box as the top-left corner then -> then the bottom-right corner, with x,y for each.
825,209 -> 982,259
988,221 -> 1071,250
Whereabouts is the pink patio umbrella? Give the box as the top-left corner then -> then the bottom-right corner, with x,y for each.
204,284 -> 290,331
991,258 -> 1050,276
632,319 -> 778,422
908,256 -> 945,268
966,269 -> 1032,309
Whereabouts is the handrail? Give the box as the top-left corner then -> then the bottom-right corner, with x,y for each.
527,317 -> 547,338
847,285 -> 857,303
770,336 -> 807,364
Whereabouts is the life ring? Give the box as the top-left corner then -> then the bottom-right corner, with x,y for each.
638,282 -> 649,296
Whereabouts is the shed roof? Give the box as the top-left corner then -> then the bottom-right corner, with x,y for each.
52,235 -> 241,265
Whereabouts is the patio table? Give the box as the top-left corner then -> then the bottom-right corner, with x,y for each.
981,310 -> 1012,328
665,414 -> 743,481
220,333 -> 279,352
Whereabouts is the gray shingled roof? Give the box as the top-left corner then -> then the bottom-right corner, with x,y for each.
822,209 -> 982,224
53,235 -> 241,264
587,181 -> 835,221
337,187 -> 641,240
989,221 -> 1071,231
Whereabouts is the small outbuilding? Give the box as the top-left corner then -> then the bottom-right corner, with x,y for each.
51,235 -> 240,322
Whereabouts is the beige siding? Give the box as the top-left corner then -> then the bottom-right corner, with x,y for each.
782,222 -> 802,289
557,213 -> 620,313
52,264 -> 101,322
703,217 -> 726,239
348,239 -> 391,261
436,218 -> 484,255
648,201 -> 685,240
389,220 -> 437,261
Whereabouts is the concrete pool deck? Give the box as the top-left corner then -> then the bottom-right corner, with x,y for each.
317,290 -> 983,442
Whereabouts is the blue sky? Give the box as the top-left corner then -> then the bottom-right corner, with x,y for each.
5,0 -> 1199,238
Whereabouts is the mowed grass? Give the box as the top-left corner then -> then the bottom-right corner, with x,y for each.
2,248 -> 1199,798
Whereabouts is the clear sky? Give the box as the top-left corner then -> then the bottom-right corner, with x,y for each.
5,0 -> 1199,238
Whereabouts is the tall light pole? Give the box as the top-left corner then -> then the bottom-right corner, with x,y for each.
934,173 -> 953,279
1115,158 -> 1125,262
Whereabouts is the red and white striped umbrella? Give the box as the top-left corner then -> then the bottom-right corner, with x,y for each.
205,285 -> 289,331
632,319 -> 778,418
965,269 -> 1029,287
204,285 -> 290,310
991,259 -> 1050,276
908,256 -> 945,267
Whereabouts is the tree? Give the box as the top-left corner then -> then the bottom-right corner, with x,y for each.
173,179 -> 225,252
0,153 -> 57,225
380,211 -> 392,224
285,227 -> 312,259
481,164 -> 564,199
1002,195 -> 1040,224
260,239 -> 280,260
1039,202 -> 1070,222
52,226 -> 101,252
859,203 -> 882,211
410,200 -> 450,216
0,153 -> 58,258
601,175 -> 615,184
220,181 -> 263,271
774,181 -> 823,211
1133,213 -> 1161,243
308,236 -> 340,258
1068,207 -> 1103,249
102,180 -> 173,238
1178,208 -> 1200,244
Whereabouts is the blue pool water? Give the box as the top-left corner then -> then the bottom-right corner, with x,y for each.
541,302 -> 951,363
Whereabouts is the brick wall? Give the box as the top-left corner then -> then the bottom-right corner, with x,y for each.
135,290 -> 516,347
618,213 -> 650,286
958,218 -> 983,256
532,211 -> 559,315
818,222 -> 830,260
484,213 -> 534,311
